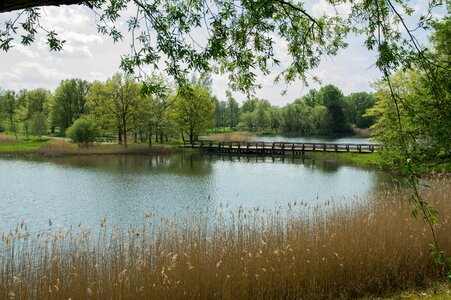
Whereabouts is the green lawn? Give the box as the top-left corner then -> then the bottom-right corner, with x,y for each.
0,134 -> 50,153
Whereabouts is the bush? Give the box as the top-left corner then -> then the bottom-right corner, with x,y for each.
66,115 -> 100,145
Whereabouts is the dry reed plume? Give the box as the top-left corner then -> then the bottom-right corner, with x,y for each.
0,135 -> 17,142
203,132 -> 254,142
1,176 -> 450,299
37,139 -> 174,156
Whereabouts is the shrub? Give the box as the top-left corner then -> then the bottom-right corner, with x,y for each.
66,115 -> 100,145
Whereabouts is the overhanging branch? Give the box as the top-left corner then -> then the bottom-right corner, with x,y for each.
0,0 -> 87,13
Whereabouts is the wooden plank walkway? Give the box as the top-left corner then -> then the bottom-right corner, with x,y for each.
186,140 -> 381,156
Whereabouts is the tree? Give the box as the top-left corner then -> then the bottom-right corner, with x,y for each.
268,106 -> 282,132
50,79 -> 91,134
368,69 -> 451,171
214,99 -> 227,130
255,100 -> 270,131
0,90 -> 18,138
30,111 -> 47,137
171,85 -> 215,144
226,96 -> 240,129
345,92 -> 376,129
15,89 -> 51,137
66,115 -> 101,145
88,73 -> 141,146
367,15 -> 451,172
317,85 -> 351,134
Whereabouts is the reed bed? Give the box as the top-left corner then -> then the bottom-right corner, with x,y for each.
0,135 -> 16,142
203,132 -> 255,142
37,140 -> 175,156
1,176 -> 450,299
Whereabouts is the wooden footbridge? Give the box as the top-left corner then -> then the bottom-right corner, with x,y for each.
186,140 -> 381,156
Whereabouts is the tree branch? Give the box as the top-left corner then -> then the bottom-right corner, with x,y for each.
0,0 -> 87,13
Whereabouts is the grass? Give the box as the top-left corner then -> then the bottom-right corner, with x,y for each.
0,133 -> 50,153
0,176 -> 450,299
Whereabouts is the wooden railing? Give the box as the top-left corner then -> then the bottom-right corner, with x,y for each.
186,140 -> 381,155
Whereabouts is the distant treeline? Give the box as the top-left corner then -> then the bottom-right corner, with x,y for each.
0,74 -> 375,145
214,86 -> 375,134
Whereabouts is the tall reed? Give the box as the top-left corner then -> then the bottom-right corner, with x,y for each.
1,176 -> 450,299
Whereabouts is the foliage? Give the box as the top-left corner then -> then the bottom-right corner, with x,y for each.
0,90 -> 18,137
317,85 -> 351,134
30,111 -> 47,137
368,74 -> 450,172
50,79 -> 91,133
345,92 -> 376,128
87,73 -> 141,146
170,85 -> 215,144
66,115 -> 100,144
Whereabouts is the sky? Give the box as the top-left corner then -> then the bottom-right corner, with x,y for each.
0,0 -> 439,106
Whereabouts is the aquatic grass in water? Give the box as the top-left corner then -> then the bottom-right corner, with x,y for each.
1,176 -> 450,299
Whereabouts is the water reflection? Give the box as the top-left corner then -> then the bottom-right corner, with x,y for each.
0,153 -> 396,233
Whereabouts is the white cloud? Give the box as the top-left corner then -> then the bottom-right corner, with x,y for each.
61,31 -> 103,44
311,0 -> 351,17
40,6 -> 91,27
0,61 -> 71,90
11,43 -> 39,58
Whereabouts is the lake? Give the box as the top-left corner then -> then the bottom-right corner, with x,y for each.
0,149 -> 395,233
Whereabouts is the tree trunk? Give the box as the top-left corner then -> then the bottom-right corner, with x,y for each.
123,125 -> 127,147
189,130 -> 194,144
118,127 -> 122,145
148,127 -> 152,146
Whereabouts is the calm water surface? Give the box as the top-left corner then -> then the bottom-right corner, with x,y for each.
0,152 -> 394,233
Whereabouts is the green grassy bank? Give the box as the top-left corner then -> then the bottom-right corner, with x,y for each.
0,134 -> 51,153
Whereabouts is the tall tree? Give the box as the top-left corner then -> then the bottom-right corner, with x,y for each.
225,97 -> 240,129
0,90 -> 18,138
367,15 -> 451,171
171,85 -> 215,144
345,92 -> 376,129
50,79 -> 91,134
16,89 -> 51,137
317,85 -> 351,134
88,73 -> 141,146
